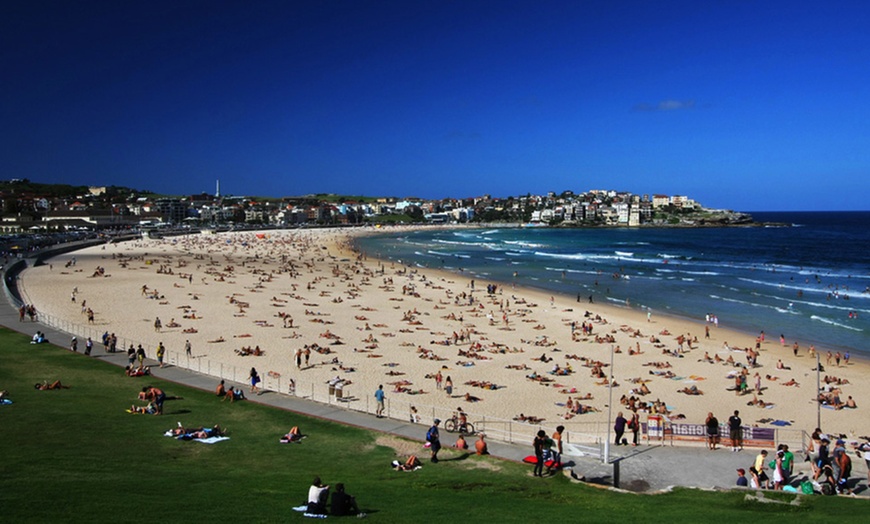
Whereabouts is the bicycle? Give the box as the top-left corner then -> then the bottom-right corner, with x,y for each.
443,414 -> 475,434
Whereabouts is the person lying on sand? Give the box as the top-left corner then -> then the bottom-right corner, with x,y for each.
679,385 -> 703,395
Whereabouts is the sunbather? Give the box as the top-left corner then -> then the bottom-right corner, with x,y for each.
34,380 -> 70,390
281,426 -> 304,443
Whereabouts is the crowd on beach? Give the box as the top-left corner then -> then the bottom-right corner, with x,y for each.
17,227 -> 870,495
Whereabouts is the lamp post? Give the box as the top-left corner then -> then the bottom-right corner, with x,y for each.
816,351 -> 821,430
604,344 -> 615,463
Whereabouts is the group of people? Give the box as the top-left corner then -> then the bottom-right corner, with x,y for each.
739,446 -> 796,491
613,411 -> 641,446
216,380 -> 246,402
304,477 -> 365,517
734,427 -> 861,495
532,426 -> 564,477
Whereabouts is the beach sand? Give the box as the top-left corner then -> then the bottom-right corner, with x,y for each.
18,228 -> 870,444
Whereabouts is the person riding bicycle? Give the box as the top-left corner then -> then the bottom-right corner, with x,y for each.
457,408 -> 468,433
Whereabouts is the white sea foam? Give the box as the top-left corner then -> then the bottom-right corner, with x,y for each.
504,240 -> 546,248
810,316 -> 864,332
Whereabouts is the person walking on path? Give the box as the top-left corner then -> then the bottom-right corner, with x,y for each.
552,426 -> 564,464
156,342 -> 166,368
185,340 -> 192,358
728,410 -> 743,452
426,419 -> 442,463
614,412 -> 627,446
754,449 -> 770,488
628,411 -> 640,446
249,367 -> 261,394
533,430 -> 548,477
85,337 -> 93,356
705,412 -> 720,450
136,345 -> 146,367
374,384 -> 385,418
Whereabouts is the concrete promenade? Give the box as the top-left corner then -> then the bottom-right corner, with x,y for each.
4,252 -> 867,496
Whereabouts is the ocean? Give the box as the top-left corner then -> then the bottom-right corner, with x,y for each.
353,211 -> 870,357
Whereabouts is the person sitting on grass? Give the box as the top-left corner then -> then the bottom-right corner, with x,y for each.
34,380 -> 70,390
331,483 -> 364,517
222,386 -> 246,402
306,477 -> 330,515
475,433 -> 489,455
216,380 -> 226,397
125,365 -> 151,377
139,386 -> 166,415
455,434 -> 469,450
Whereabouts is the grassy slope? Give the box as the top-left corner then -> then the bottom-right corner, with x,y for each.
0,328 -> 864,523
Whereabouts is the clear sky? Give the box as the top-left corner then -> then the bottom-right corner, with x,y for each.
2,1 -> 869,211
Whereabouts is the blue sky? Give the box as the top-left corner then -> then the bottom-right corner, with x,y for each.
2,1 -> 869,211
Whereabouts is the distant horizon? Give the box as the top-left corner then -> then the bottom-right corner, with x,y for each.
3,2 -> 869,212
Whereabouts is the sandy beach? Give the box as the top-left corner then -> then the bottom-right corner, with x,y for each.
17,227 -> 870,443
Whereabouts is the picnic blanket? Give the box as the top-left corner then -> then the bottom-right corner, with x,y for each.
292,505 -> 327,518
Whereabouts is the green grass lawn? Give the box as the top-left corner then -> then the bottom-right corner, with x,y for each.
0,327 -> 865,522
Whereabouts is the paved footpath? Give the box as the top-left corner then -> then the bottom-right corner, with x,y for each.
4,254 -> 866,496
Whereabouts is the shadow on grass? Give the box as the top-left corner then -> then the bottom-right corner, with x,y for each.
441,452 -> 472,462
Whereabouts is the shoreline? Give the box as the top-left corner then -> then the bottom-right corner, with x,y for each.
17,227 -> 870,443
353,225 -> 870,360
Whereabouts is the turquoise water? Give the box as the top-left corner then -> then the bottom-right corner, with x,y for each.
354,212 -> 870,357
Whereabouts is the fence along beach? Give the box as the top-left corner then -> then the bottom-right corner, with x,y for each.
18,227 -> 870,447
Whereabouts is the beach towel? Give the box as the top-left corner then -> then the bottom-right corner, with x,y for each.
770,420 -> 792,426
164,430 -> 230,444
196,436 -> 230,444
522,455 -> 560,469
292,506 -> 327,518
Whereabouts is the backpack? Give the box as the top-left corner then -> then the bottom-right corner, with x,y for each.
426,427 -> 436,442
